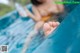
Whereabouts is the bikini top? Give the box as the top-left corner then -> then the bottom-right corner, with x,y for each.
41,13 -> 53,22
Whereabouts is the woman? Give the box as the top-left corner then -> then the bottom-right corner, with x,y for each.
21,0 -> 64,53
19,0 -> 64,36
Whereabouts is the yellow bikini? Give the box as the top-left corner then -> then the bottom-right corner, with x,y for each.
41,14 -> 52,22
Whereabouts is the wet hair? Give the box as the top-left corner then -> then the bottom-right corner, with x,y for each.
31,0 -> 43,6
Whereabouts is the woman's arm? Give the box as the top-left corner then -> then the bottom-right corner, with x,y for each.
24,6 -> 41,22
24,7 -> 36,20
32,6 -> 41,21
54,0 -> 64,13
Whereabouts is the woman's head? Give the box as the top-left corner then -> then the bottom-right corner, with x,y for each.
31,0 -> 46,6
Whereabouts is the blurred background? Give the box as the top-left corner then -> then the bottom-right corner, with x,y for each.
0,0 -> 30,16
